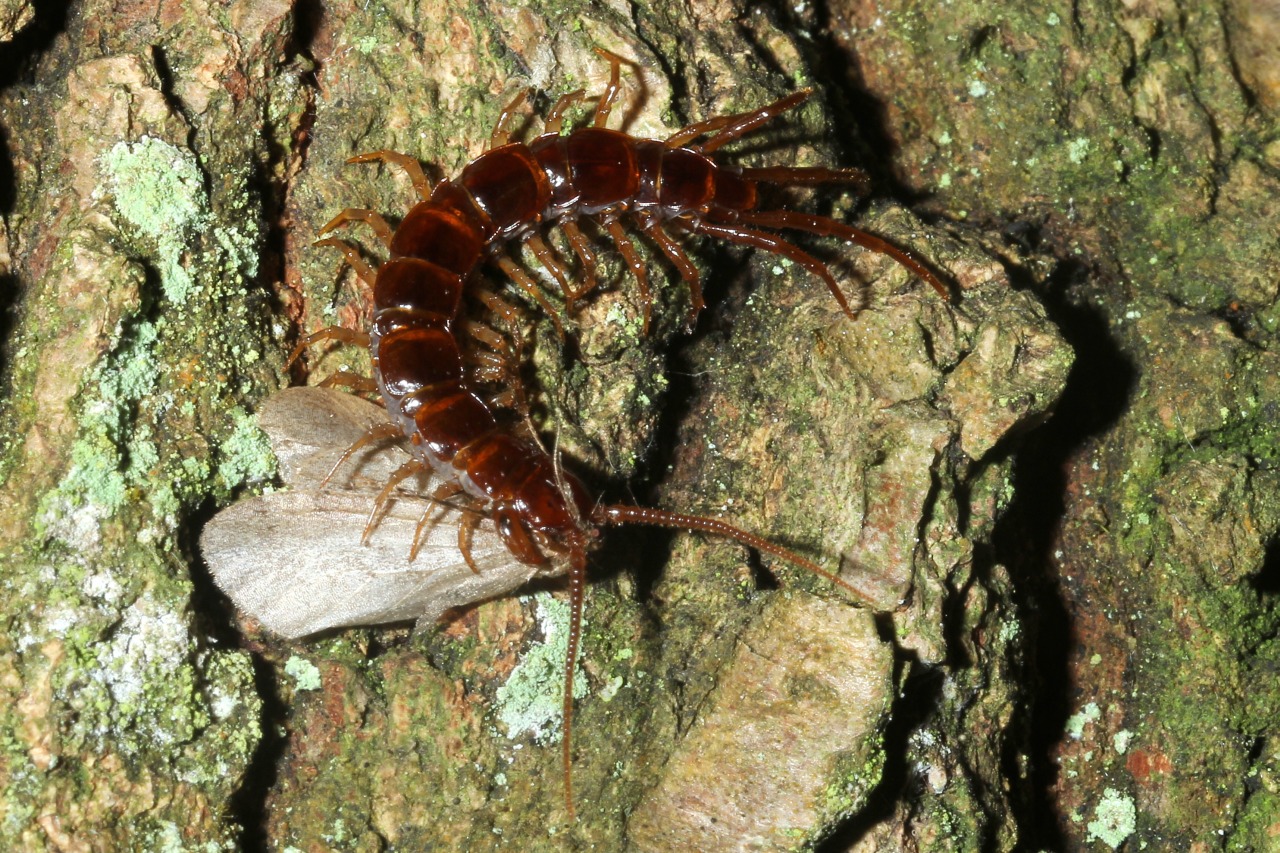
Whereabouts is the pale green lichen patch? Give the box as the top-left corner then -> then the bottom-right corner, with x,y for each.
285,655 -> 323,692
101,136 -> 209,305
1086,788 -> 1136,849
494,593 -> 587,743
58,591 -> 207,753
36,132 -> 273,552
37,320 -> 160,548
1066,702 -> 1101,740
214,406 -> 276,487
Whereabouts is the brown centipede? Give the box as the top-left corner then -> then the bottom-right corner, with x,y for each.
277,51 -> 949,819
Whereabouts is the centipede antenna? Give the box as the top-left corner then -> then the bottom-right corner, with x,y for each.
679,219 -> 860,318
696,89 -> 812,155
735,209 -> 951,301
562,546 -> 588,820
593,504 -> 872,605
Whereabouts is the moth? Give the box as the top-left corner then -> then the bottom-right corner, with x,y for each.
200,386 -> 555,638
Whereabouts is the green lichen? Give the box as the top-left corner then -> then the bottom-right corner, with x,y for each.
102,136 -> 209,305
37,319 -> 160,546
1085,788 -> 1136,849
494,593 -> 588,743
214,406 -> 276,487
285,655 -> 322,692
1065,702 -> 1101,740
818,744 -> 884,830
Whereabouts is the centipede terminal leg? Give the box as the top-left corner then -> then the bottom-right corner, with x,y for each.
680,218 -> 859,318
346,150 -> 434,201
738,165 -> 872,191
734,209 -> 950,300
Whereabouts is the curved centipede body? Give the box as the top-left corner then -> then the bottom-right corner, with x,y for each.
294,51 -> 950,819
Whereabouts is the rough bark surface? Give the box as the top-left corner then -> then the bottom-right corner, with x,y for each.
0,1 -> 1270,852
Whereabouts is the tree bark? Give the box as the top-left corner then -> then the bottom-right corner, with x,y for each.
2,0 -> 1265,851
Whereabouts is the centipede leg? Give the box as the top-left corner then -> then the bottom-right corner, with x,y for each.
732,209 -> 951,300
465,318 -> 516,359
409,481 -> 466,562
542,90 -> 585,135
696,90 -> 813,155
321,422 -> 403,487
678,218 -> 859,318
464,308 -> 542,446
527,234 -> 575,299
317,208 -> 396,246
604,219 -> 654,332
592,48 -> 625,127
458,511 -> 483,574
467,347 -> 508,377
286,326 -> 372,369
664,90 -> 810,149
491,89 -> 532,149
347,150 -> 433,201
313,237 -> 378,288
664,113 -> 735,148
465,329 -> 524,406
559,219 -> 600,308
364,458 -> 427,545
318,370 -> 379,396
639,219 -> 703,329
497,257 -> 566,342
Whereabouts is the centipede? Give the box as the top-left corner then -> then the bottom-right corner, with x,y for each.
288,50 -> 950,819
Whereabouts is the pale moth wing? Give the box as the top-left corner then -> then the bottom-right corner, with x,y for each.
201,387 -> 545,639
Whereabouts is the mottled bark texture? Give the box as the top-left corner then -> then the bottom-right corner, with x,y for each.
0,0 -> 1268,851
